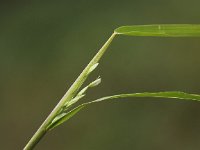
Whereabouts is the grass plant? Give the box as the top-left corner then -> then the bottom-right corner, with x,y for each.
24,24 -> 200,150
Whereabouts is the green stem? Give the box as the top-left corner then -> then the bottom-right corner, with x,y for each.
23,32 -> 116,150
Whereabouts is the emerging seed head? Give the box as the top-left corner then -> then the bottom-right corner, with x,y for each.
88,63 -> 99,74
88,77 -> 101,88
66,94 -> 85,107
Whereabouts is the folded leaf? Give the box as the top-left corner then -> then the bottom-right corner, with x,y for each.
115,24 -> 200,37
48,91 -> 200,130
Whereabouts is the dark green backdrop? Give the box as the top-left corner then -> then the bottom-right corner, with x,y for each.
1,0 -> 200,149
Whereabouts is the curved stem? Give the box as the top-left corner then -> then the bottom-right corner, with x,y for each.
23,33 -> 116,150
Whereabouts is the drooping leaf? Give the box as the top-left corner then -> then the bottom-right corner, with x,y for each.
48,91 -> 200,130
115,24 -> 200,37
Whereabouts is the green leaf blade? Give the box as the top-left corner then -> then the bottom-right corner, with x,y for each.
48,91 -> 200,130
115,24 -> 200,37
103,91 -> 200,101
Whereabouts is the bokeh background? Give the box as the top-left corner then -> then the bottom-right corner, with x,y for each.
1,0 -> 200,149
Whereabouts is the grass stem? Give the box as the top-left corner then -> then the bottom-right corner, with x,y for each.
23,32 -> 116,150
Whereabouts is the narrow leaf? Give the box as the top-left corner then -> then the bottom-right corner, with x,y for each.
115,24 -> 200,37
48,91 -> 200,130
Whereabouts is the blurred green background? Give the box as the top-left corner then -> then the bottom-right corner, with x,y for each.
1,0 -> 200,149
